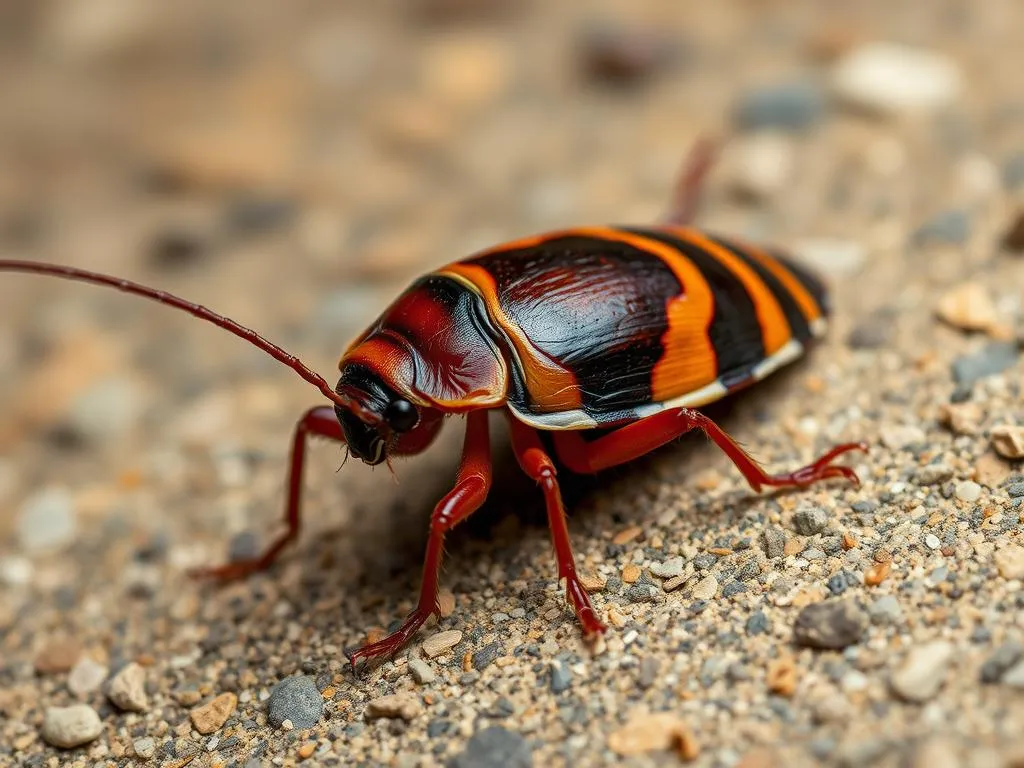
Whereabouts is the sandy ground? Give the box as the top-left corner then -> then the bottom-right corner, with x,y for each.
2,1 -> 1024,766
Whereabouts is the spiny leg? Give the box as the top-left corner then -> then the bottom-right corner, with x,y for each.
346,410 -> 492,669
553,407 -> 866,492
661,137 -> 719,227
189,405 -> 343,581
507,417 -> 607,638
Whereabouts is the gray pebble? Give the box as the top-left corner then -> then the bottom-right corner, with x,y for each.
846,315 -> 892,350
952,341 -> 1019,386
793,506 -> 830,535
267,675 -> 323,729
1003,660 -> 1024,688
472,642 -> 501,671
803,548 -> 826,561
721,580 -> 747,597
912,209 -> 971,244
409,658 -> 436,685
16,487 -> 77,553
1007,482 -> 1024,498
794,600 -> 867,649
40,704 -> 103,748
979,640 -> 1023,683
745,611 -> 769,636
1003,152 -> 1024,189
549,662 -> 572,694
733,81 -> 826,132
66,376 -> 144,442
449,726 -> 532,768
637,657 -> 660,689
761,525 -> 786,559
227,531 -> 262,562
868,595 -> 903,627
625,583 -> 657,603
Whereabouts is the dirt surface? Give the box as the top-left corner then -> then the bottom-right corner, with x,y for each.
2,2 -> 1024,767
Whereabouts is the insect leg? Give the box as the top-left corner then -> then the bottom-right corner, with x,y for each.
507,418 -> 607,639
189,405 -> 343,581
346,410 -> 492,669
553,408 -> 866,491
661,137 -> 719,226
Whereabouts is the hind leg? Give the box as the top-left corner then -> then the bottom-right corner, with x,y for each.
661,137 -> 719,226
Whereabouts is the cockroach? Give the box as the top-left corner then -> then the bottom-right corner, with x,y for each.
1,141 -> 866,668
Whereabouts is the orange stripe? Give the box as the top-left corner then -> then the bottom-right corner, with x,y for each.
666,226 -> 792,356
736,239 -> 823,324
438,262 -> 584,413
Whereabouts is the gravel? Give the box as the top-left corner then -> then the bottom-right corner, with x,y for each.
733,81 -> 826,132
450,726 -> 533,768
831,42 -> 962,115
15,488 -> 77,553
890,641 -> 955,702
107,662 -> 149,712
40,705 -> 103,748
792,506 -> 830,535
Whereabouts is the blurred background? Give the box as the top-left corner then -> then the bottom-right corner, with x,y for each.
2,1 -> 1023,765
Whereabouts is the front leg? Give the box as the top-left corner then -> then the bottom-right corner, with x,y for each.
346,410 -> 492,669
189,405 -> 344,581
507,417 -> 607,639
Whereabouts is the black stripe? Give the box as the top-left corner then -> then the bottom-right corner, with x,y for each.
468,234 -> 681,415
625,227 -> 766,386
768,249 -> 831,318
709,235 -> 813,342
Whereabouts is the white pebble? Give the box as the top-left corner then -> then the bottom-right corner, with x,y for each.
68,657 -> 109,697
955,481 -> 982,503
16,487 -> 77,553
0,555 -> 34,587
41,704 -> 103,748
890,641 -> 955,702
728,133 -> 795,199
691,574 -> 719,601
421,629 -> 462,659
924,534 -> 941,550
832,42 -> 962,116
790,239 -> 867,278
107,662 -> 149,712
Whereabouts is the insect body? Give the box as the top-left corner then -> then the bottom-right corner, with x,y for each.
1,142 -> 866,669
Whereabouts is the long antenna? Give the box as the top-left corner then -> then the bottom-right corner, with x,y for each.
0,259 -> 372,419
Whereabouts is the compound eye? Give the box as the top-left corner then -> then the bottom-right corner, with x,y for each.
384,398 -> 418,433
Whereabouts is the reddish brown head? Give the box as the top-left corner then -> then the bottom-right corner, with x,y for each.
334,274 -> 508,465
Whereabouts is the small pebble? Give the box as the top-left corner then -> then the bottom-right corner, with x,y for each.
938,402 -> 982,435
622,563 -> 641,583
450,725 -> 533,768
68,657 -> 108,697
40,704 -> 103,748
1003,661 -> 1024,688
472,642 -> 501,671
690,574 -> 718,601
979,640 -> 1023,683
995,545 -> 1024,580
955,481 -> 982,503
846,314 -> 892,349
16,487 -> 77,553
831,42 -> 962,115
578,23 -> 677,85
190,693 -> 237,735
913,209 -> 971,245
880,424 -> 926,450
890,640 -> 954,702
34,637 -> 82,674
133,737 -> 157,759
422,629 -> 463,658
408,658 -> 436,685
792,506 -> 830,535
649,557 -> 685,579
0,555 -> 33,587
267,676 -> 323,729
868,595 -> 902,625
733,81 -> 826,132
608,711 -> 697,759
951,342 -> 1019,386
1004,154 -> 1024,190
991,425 -> 1024,460
761,526 -> 786,559
550,662 -> 572,694
107,662 -> 149,712
793,600 -> 867,649
746,611 -> 770,635
366,694 -> 422,721
924,533 -> 941,550
915,463 -> 954,485
936,282 -> 999,332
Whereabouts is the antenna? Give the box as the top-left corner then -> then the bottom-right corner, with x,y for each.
0,259 -> 373,419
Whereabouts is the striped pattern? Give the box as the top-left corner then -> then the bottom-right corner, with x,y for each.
344,225 -> 831,431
